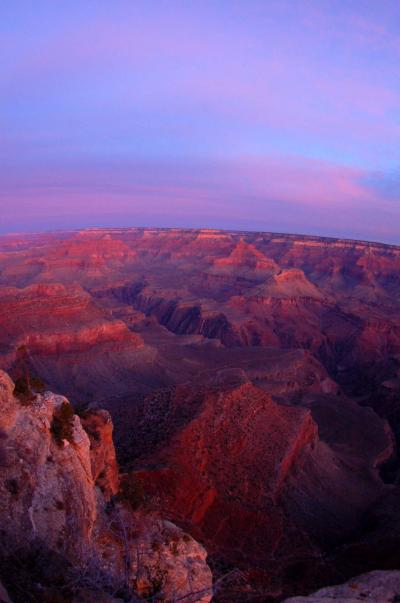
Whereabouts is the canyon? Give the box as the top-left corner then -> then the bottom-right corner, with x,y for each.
1,227 -> 400,601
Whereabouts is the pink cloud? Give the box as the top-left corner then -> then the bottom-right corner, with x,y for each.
0,154 -> 395,216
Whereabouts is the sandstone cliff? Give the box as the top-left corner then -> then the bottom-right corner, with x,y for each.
1,227 -> 400,601
0,370 -> 212,603
130,382 -> 394,599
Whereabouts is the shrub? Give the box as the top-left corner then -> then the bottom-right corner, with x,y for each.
13,373 -> 46,405
51,402 -> 75,446
118,474 -> 146,510
30,375 -> 46,393
13,376 -> 36,405
74,401 -> 90,418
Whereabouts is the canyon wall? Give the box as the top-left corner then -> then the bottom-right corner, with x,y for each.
0,370 -> 212,603
1,228 -> 400,600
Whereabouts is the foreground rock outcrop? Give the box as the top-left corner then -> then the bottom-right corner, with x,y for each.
0,581 -> 13,603
283,570 -> 400,602
0,370 -> 212,603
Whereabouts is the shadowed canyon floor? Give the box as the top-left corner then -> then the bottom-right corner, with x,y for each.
1,227 -> 400,601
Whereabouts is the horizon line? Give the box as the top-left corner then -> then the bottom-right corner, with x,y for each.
1,224 -> 399,251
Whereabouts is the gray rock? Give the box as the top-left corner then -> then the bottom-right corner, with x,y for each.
284,570 -> 400,602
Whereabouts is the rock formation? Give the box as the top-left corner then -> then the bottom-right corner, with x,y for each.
1,227 -> 400,600
283,570 -> 400,602
0,370 -> 212,603
130,382 -> 393,599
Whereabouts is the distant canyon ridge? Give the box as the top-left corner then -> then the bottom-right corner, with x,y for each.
1,227 -> 400,601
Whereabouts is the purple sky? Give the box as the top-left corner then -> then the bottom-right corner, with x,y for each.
1,1 -> 399,243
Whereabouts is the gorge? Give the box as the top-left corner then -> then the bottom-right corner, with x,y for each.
1,227 -> 400,602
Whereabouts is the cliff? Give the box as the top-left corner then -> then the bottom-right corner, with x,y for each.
0,370 -> 212,603
1,227 -> 400,600
131,382 -> 394,599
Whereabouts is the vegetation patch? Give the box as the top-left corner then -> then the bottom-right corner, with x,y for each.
51,402 -> 75,446
13,374 -> 46,405
13,376 -> 37,405
117,474 -> 146,510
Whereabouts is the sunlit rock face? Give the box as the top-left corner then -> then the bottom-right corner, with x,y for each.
0,370 -> 98,558
0,370 -> 212,603
80,409 -> 120,500
1,227 -> 400,599
131,381 -> 393,598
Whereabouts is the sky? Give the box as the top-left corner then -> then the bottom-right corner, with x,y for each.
1,1 -> 399,243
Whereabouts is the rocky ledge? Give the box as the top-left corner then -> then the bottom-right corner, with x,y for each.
283,570 -> 400,602
0,370 -> 212,603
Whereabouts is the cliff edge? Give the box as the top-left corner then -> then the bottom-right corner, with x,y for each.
0,370 -> 212,603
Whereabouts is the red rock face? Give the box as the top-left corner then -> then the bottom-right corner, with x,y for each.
0,371 -> 213,603
80,409 -> 119,499
136,384 -> 319,548
1,227 -> 400,599
211,238 -> 279,274
0,281 -> 146,403
132,382 -> 393,597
